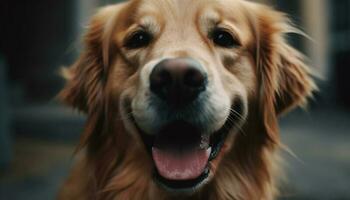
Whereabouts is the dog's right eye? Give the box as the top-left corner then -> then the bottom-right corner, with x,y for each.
124,30 -> 152,49
211,28 -> 240,48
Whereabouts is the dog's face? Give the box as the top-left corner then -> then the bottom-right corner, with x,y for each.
60,0 -> 315,195
118,0 -> 252,191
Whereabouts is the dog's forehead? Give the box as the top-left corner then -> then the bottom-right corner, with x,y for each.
134,0 -> 246,25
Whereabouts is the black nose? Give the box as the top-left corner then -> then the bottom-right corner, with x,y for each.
150,58 -> 207,107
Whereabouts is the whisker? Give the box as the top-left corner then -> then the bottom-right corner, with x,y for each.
226,114 -> 247,136
230,108 -> 244,121
227,108 -> 247,136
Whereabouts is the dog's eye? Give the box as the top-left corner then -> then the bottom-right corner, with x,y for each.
124,30 -> 152,49
211,29 -> 240,48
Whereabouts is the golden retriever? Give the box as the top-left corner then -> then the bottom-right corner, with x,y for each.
58,0 -> 316,199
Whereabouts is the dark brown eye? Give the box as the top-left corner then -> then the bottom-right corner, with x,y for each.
211,28 -> 240,48
124,30 -> 152,49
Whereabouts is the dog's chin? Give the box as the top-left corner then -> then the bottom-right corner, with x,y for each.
122,98 -> 244,193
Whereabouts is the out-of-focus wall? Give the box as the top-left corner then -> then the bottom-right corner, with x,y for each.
77,0 -> 100,45
0,56 -> 11,169
76,0 -> 122,49
300,0 -> 332,104
302,0 -> 329,79
0,0 -> 78,103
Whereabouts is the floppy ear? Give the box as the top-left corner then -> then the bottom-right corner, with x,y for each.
59,4 -> 129,156
59,5 -> 123,113
274,44 -> 316,114
249,4 -> 316,143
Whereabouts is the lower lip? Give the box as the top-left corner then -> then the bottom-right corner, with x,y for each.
153,165 -> 210,191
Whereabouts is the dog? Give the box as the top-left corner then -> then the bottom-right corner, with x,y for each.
58,0 -> 316,199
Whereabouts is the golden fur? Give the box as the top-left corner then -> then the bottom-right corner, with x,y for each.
58,0 -> 316,199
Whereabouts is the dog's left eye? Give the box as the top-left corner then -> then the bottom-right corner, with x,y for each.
124,30 -> 152,49
211,28 -> 240,48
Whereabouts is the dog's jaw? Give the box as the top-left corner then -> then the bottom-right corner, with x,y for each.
120,92 -> 247,193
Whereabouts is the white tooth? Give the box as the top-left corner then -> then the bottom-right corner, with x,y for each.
200,142 -> 209,149
200,135 -> 210,149
206,147 -> 212,157
202,134 -> 210,141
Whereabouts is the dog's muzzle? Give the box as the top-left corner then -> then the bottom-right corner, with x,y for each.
126,57 -> 243,192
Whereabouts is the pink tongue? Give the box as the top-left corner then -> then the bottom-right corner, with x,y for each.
152,148 -> 211,180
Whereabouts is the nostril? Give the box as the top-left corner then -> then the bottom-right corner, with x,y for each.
152,68 -> 171,87
184,67 -> 207,89
150,66 -> 172,96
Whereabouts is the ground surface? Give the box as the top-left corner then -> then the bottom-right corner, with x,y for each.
279,108 -> 350,200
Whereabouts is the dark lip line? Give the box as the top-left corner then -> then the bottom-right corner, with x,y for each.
127,103 -> 237,159
153,166 -> 210,191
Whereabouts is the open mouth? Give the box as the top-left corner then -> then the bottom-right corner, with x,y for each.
128,99 -> 243,192
149,118 -> 233,192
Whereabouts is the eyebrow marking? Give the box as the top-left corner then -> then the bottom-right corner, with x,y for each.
196,6 -> 244,51
200,8 -> 221,29
138,15 -> 161,34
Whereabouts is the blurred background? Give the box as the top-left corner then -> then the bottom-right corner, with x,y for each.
0,0 -> 349,199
